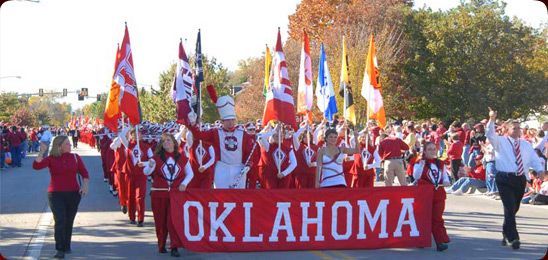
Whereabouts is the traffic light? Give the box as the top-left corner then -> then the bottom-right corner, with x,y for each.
97,94 -> 101,101
62,88 -> 67,97
78,91 -> 84,101
81,88 -> 88,97
39,89 -> 44,97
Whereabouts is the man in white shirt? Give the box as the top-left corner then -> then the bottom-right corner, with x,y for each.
39,126 -> 53,157
485,108 -> 545,250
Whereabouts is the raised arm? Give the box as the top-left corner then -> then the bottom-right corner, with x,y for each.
485,107 -> 501,149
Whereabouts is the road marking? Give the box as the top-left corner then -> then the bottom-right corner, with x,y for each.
23,204 -> 53,259
328,250 -> 355,260
310,250 -> 333,260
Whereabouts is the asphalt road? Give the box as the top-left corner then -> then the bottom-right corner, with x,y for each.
1,143 -> 547,259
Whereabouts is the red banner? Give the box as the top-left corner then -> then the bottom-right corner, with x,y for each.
170,186 -> 433,252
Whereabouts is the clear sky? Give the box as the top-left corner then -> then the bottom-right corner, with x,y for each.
0,0 -> 546,110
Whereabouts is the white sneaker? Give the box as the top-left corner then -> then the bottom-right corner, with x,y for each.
445,187 -> 453,194
453,189 -> 464,196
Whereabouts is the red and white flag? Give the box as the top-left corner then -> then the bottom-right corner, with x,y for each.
297,30 -> 313,123
262,28 -> 297,129
113,24 -> 141,126
172,39 -> 195,126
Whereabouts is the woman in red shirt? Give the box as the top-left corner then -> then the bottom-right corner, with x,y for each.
33,136 -> 90,259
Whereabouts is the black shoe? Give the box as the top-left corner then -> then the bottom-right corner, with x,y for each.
510,239 -> 520,250
137,221 -> 144,227
501,237 -> 508,246
436,243 -> 448,251
121,206 -> 127,214
130,220 -> 136,224
171,248 -> 180,257
159,247 -> 167,254
53,250 -> 65,259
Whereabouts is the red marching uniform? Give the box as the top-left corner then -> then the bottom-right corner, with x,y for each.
413,158 -> 451,246
338,136 -> 355,188
99,129 -> 116,190
124,140 -> 153,223
187,140 -> 215,189
293,141 -> 318,189
258,141 -> 297,189
351,142 -> 379,188
246,137 -> 261,189
144,152 -> 193,251
111,142 -> 129,208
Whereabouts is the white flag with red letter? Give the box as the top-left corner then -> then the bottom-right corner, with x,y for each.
172,39 -> 195,126
113,23 -> 141,126
297,30 -> 313,123
262,28 -> 297,130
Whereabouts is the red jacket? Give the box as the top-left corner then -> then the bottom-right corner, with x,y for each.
447,141 -> 464,161
469,164 -> 486,181
378,137 -> 409,160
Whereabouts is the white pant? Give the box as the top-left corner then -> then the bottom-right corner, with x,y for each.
214,161 -> 245,189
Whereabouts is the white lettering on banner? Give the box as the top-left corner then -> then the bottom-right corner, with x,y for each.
269,202 -> 296,242
209,202 -> 236,242
357,200 -> 389,239
299,202 -> 325,242
243,202 -> 264,242
393,198 -> 419,237
331,201 -> 352,240
184,201 -> 204,241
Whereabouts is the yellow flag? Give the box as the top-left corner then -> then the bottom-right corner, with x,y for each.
340,36 -> 356,125
263,45 -> 272,97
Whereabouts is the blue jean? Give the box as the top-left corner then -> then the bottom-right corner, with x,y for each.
485,161 -> 498,193
467,149 -> 480,168
21,140 -> 28,158
450,177 -> 486,192
438,141 -> 445,157
33,141 -> 40,152
10,145 -> 22,167
462,144 -> 471,167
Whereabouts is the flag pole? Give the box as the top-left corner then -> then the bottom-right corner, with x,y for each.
135,123 -> 141,163
278,123 -> 282,177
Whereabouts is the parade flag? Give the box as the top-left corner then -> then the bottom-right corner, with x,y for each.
339,36 -> 356,125
315,43 -> 337,121
104,43 -> 122,131
172,39 -> 195,127
108,23 -> 142,127
194,29 -> 204,120
361,34 -> 386,128
297,30 -> 313,122
262,28 -> 297,129
263,45 -> 272,97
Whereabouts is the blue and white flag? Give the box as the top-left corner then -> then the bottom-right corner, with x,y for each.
315,43 -> 338,121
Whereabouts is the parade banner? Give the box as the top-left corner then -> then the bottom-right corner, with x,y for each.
170,186 -> 433,252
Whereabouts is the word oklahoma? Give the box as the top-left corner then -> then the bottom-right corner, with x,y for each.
182,198 -> 421,242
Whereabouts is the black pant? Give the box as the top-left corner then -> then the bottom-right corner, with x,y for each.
48,191 -> 81,252
450,159 -> 462,182
72,137 -> 79,148
495,173 -> 526,242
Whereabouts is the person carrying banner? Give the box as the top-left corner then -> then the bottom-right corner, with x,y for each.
141,133 -> 193,257
110,126 -> 130,213
316,128 -> 359,188
293,121 -> 318,188
412,141 -> 451,251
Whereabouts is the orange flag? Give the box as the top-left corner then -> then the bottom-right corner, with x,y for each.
360,34 -> 386,128
104,43 -> 122,131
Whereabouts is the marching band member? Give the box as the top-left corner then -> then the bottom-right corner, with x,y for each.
141,133 -> 193,257
124,128 -> 153,226
293,121 -> 318,189
245,123 -> 261,189
412,142 -> 451,251
316,128 -> 359,188
351,131 -> 381,188
257,122 -> 297,189
189,96 -> 255,189
337,123 -> 356,187
187,125 -> 216,189
99,127 -> 117,195
110,125 -> 130,213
